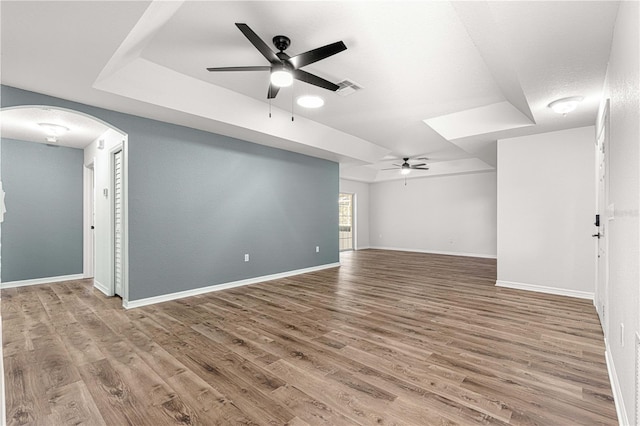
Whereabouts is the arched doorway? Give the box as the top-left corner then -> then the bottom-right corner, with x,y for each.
0,105 -> 129,304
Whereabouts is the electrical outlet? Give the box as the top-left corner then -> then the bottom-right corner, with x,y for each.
244,254 -> 249,262
315,246 -> 320,253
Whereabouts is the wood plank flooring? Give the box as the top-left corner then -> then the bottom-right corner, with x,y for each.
2,250 -> 617,425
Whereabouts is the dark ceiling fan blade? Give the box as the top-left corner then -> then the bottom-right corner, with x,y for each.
391,164 -> 402,167
293,69 -> 339,91
410,163 -> 426,168
207,66 -> 271,72
235,23 -> 280,64
381,168 -> 399,171
267,83 -> 280,99
289,41 -> 347,69
413,167 -> 430,170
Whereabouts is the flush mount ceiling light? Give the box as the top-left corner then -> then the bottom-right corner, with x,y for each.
400,164 -> 411,175
45,136 -> 58,143
548,96 -> 584,115
38,122 -> 69,136
297,95 -> 324,108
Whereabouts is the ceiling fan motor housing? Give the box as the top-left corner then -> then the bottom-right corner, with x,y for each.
272,35 -> 291,52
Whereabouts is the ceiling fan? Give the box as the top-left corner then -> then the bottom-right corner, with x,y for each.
383,157 -> 430,175
207,23 -> 347,99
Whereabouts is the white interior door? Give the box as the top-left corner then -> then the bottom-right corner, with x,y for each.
113,149 -> 123,296
90,165 -> 95,277
595,101 -> 609,330
83,163 -> 96,278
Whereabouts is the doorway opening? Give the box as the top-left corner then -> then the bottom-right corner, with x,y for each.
0,105 -> 128,304
339,193 -> 354,251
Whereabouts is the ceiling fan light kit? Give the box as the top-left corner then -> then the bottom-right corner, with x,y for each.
270,68 -> 293,87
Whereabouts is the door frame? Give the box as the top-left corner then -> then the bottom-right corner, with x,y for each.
109,142 -> 128,301
83,161 -> 95,278
339,192 -> 356,251
595,99 -> 610,332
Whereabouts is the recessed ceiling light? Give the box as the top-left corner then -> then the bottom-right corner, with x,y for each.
297,95 -> 325,108
38,122 -> 69,136
548,96 -> 584,115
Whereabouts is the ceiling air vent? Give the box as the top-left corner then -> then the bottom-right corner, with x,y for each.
336,79 -> 363,97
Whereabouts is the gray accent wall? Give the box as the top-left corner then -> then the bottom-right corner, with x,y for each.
1,85 -> 339,300
1,138 -> 83,282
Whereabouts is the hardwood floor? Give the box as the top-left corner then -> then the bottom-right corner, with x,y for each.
2,250 -> 617,425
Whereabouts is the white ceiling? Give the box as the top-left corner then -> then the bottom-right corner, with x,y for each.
0,1 -> 620,182
0,107 -> 109,149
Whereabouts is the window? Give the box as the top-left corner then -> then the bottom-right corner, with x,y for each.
339,193 -> 354,251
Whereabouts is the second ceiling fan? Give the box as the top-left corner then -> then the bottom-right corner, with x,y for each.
207,23 -> 347,99
383,158 -> 430,175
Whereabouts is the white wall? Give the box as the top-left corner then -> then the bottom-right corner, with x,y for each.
339,179 -> 370,249
84,128 -> 126,296
369,172 -> 497,257
598,1 -> 639,423
496,126 -> 595,298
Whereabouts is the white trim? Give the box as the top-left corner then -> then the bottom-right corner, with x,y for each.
93,279 -> 111,296
1,274 -> 85,289
636,332 -> 640,426
605,343 -> 629,426
123,262 -> 340,309
108,141 -> 129,306
121,138 -> 129,307
0,304 -> 5,426
495,280 -> 594,300
368,246 -> 497,259
354,246 -> 370,251
83,161 -> 95,278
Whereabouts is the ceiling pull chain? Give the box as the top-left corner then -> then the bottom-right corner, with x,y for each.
269,96 -> 272,118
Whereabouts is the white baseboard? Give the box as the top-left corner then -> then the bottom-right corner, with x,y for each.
605,343 -> 629,426
0,273 -> 85,289
124,262 -> 341,309
495,280 -> 594,300
0,309 -> 5,426
369,246 -> 497,259
93,279 -> 111,296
